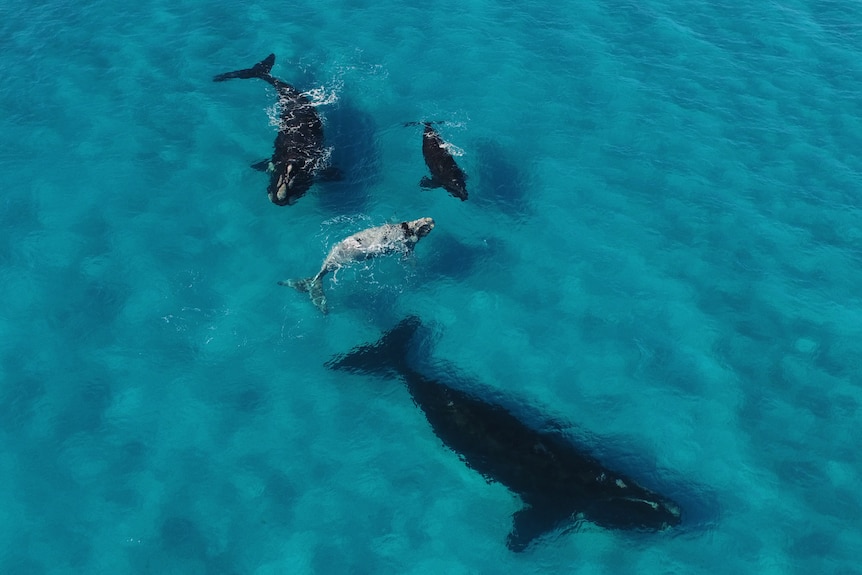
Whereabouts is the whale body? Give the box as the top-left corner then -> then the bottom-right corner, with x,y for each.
407,122 -> 468,201
327,316 -> 681,551
214,54 -> 338,205
280,218 -> 434,314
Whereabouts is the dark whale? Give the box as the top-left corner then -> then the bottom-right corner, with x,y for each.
214,54 -> 338,206
327,316 -> 681,551
408,122 -> 468,201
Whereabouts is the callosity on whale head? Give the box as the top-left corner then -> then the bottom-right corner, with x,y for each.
403,217 -> 435,239
269,160 -> 316,205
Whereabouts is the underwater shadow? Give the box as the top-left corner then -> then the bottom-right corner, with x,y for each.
472,138 -> 533,221
421,231 -> 504,282
317,99 -> 380,214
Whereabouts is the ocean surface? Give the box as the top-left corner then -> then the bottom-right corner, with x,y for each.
2,0 -> 861,573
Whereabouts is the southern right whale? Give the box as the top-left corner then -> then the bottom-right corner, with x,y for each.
327,316 -> 681,551
214,54 -> 338,206
406,122 -> 468,201
280,218 -> 435,314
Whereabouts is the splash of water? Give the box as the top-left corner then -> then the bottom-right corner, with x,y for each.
303,85 -> 340,107
441,141 -> 465,157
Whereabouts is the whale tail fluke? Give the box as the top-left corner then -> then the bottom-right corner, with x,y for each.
279,275 -> 327,314
325,316 -> 422,377
213,53 -> 276,82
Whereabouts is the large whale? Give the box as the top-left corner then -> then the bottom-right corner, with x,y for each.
327,316 -> 681,551
280,218 -> 435,314
214,54 -> 338,206
408,122 -> 468,201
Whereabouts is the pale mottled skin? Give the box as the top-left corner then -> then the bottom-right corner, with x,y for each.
281,217 -> 435,313
313,217 -> 435,281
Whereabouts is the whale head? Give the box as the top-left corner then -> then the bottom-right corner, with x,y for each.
587,493 -> 681,531
269,161 -> 314,206
577,474 -> 682,533
402,217 -> 435,240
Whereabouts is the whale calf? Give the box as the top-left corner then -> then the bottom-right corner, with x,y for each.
214,54 -> 338,206
280,218 -> 435,314
327,316 -> 681,551
407,122 -> 468,201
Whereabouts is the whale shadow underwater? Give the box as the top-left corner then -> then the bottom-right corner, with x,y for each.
326,316 -> 683,551
316,99 -> 381,214
472,138 -> 534,221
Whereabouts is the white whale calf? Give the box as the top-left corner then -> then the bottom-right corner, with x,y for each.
280,217 -> 435,314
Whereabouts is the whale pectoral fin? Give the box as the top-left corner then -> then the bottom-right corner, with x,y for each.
399,248 -> 417,266
420,176 -> 441,189
507,504 -> 573,552
318,166 -> 344,181
251,159 -> 272,172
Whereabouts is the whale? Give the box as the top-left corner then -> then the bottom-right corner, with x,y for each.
214,54 -> 338,206
280,218 -> 435,314
326,316 -> 681,551
408,122 -> 468,201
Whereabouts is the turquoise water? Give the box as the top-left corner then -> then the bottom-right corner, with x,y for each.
2,0 -> 861,572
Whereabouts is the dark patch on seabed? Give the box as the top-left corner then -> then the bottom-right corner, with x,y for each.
160,516 -> 210,558
53,375 -> 114,439
0,193 -> 39,261
0,369 -> 45,433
